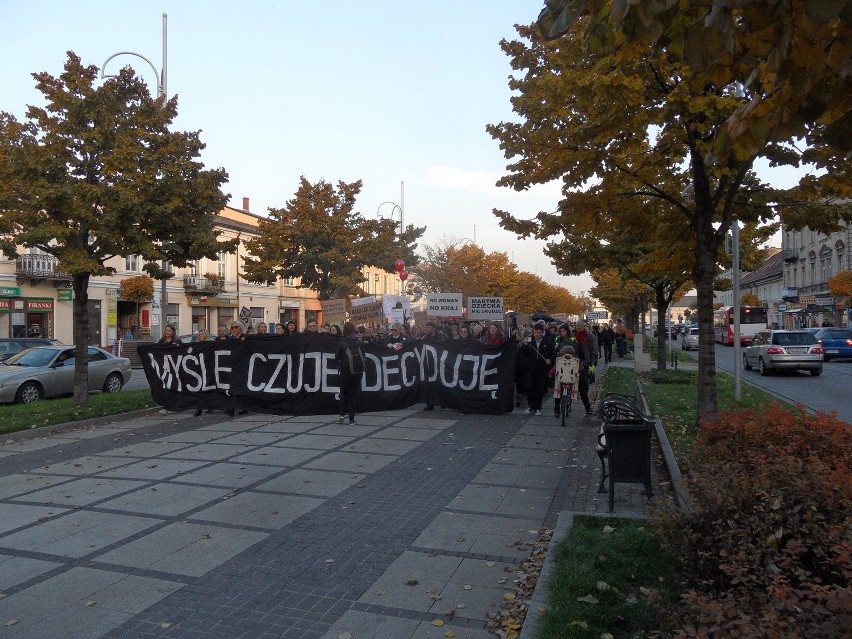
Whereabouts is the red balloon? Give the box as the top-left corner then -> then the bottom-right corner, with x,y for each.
399,269 -> 409,281
395,259 -> 406,272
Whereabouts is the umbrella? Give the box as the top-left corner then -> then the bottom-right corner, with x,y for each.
530,311 -> 556,323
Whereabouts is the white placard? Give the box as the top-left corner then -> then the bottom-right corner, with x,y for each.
382,294 -> 410,324
466,296 -> 504,321
427,293 -> 463,317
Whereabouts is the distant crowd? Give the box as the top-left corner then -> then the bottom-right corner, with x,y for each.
152,315 -> 632,423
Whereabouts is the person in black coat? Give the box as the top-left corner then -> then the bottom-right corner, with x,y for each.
599,322 -> 615,364
334,322 -> 365,425
519,323 -> 556,416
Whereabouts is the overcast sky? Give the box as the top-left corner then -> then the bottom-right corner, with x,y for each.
2,1 -> 806,296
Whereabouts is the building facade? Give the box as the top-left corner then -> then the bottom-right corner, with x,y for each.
739,248 -> 783,328
0,199 -> 399,344
780,223 -> 850,328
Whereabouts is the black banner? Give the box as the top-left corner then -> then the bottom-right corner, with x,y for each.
138,335 -> 516,415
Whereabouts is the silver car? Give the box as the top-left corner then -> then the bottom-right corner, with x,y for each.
0,345 -> 132,404
743,330 -> 823,376
681,326 -> 699,350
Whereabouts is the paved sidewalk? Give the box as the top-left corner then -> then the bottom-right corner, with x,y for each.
0,393 -> 660,638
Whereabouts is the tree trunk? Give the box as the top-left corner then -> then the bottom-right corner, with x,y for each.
694,231 -> 719,423
655,286 -> 669,370
72,273 -> 91,404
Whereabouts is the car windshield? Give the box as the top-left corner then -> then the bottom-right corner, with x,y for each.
3,349 -> 57,367
774,333 -> 816,346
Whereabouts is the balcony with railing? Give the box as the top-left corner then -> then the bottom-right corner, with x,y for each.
15,255 -> 72,286
781,248 -> 800,263
183,274 -> 225,295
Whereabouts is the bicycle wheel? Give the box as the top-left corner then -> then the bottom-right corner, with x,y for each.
560,385 -> 572,427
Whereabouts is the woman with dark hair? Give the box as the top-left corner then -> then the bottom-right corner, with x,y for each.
329,324 -> 342,337
555,324 -> 572,350
334,322 -> 365,425
480,322 -> 507,347
157,323 -> 180,414
158,323 -> 180,345
458,324 -> 473,340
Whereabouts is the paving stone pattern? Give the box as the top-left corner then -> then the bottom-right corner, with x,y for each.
0,400 -> 657,639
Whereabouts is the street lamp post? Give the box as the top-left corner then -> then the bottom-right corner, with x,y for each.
377,181 -> 406,295
101,13 -> 168,340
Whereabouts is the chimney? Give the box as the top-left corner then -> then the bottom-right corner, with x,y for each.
242,197 -> 250,211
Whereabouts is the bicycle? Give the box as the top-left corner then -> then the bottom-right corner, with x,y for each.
560,382 -> 574,428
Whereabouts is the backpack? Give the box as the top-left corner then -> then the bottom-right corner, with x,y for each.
343,340 -> 365,375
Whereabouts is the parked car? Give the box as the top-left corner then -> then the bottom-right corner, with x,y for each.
0,338 -> 63,362
813,327 -> 852,361
743,330 -> 823,376
653,323 -> 678,339
681,326 -> 700,350
0,345 -> 132,404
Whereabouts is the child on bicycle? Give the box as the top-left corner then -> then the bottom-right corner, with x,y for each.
553,345 -> 580,418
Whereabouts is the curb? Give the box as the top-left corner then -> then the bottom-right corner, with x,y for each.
2,407 -> 163,443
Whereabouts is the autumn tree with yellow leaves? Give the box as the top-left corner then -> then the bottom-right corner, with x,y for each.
416,239 -> 584,316
490,2 -> 850,419
828,270 -> 852,309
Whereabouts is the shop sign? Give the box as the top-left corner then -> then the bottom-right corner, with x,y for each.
778,303 -> 787,311
27,299 -> 54,311
0,287 -> 20,297
799,295 -> 817,304
189,296 -> 238,307
781,287 -> 798,299
815,297 -> 834,306
280,300 -> 300,309
58,289 -> 73,301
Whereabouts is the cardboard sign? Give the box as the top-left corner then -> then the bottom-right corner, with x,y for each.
427,293 -> 463,317
350,300 -> 383,325
321,298 -> 347,324
467,297 -> 504,321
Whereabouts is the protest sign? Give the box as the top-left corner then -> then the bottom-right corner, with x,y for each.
350,300 -> 383,325
320,298 -> 347,324
467,296 -> 504,321
427,293 -> 463,317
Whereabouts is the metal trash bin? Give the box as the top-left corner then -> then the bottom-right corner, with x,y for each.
598,394 -> 654,512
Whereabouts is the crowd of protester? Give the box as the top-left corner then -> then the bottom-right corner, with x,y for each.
166,314 -> 629,422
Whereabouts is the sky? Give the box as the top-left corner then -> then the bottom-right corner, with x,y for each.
1,1 -> 808,297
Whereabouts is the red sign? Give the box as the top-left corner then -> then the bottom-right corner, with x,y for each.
27,300 -> 54,311
142,310 -> 150,327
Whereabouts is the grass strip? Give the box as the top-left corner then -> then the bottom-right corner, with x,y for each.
0,389 -> 156,436
535,515 -> 680,638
